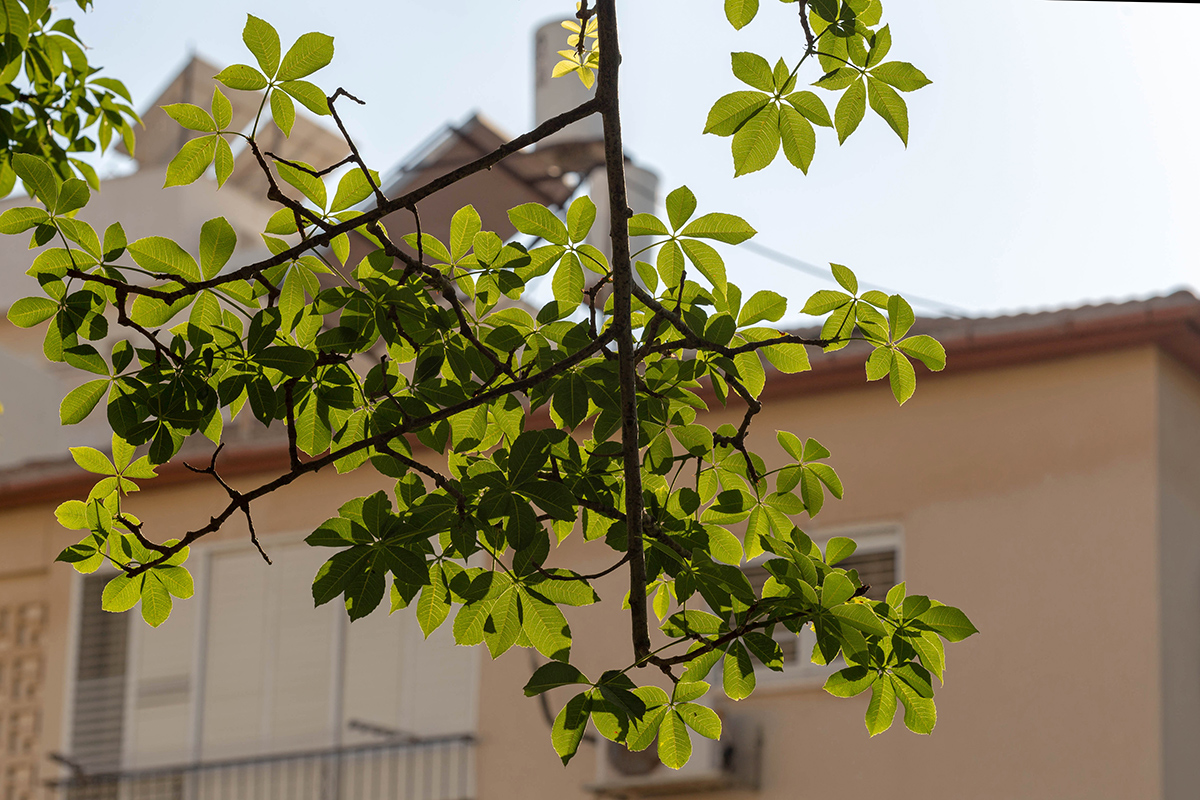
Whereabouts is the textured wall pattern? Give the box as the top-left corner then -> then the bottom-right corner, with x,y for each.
0,602 -> 46,800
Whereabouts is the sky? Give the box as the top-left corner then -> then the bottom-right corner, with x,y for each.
69,0 -> 1200,320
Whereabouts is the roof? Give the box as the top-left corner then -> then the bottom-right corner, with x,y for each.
768,290 -> 1200,399
2,291 -> 1198,509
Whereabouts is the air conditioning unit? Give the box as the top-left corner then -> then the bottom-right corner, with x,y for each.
590,714 -> 760,797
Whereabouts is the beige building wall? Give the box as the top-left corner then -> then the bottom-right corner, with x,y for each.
474,346 -> 1168,800
1157,354 -> 1200,800
0,341 -> 1194,799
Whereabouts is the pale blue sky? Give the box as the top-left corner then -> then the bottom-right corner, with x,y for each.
71,1 -> 1199,319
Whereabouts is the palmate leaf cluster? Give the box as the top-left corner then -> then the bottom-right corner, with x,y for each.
0,0 -> 138,192
710,0 -> 930,175
3,0 -> 975,767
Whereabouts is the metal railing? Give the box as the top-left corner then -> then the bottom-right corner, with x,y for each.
46,735 -> 474,800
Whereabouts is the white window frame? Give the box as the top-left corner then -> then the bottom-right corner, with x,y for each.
747,522 -> 903,691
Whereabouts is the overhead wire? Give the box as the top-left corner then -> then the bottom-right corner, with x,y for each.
740,240 -> 972,319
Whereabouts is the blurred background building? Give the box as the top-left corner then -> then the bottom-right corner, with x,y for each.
0,19 -> 1198,800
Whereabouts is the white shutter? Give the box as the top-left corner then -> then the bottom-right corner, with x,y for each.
126,593 -> 196,768
201,541 -> 336,759
201,547 -> 269,759
405,622 -> 477,736
342,595 -> 478,742
264,543 -> 336,751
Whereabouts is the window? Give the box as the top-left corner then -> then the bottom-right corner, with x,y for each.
742,525 -> 901,684
66,537 -> 480,773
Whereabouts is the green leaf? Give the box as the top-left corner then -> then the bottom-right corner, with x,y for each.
215,138 -> 235,188
664,186 -> 697,231
866,25 -> 892,68
680,239 -> 726,295
270,89 -> 296,137
279,80 -> 331,116
128,237 -> 201,282
214,64 -> 268,91
524,662 -> 589,696
140,576 -> 173,627
722,641 -> 756,700
551,251 -> 584,308
776,430 -> 804,461
762,340 -> 811,373
809,463 -> 844,499
680,213 -> 757,245
824,666 -> 876,697
918,605 -> 978,642
704,91 -> 771,137
55,500 -> 88,531
258,345 -> 316,377
508,203 -> 568,245
8,297 -> 57,328
102,574 -> 141,613
274,160 -> 327,210
157,566 -> 195,599
161,103 -> 215,133
60,381 -> 108,425
785,91 -> 833,127
522,593 -> 572,662
889,351 -> 917,405
865,346 -> 892,381
724,0 -> 759,30
553,372 -> 590,429
243,14 -> 281,77
277,32 -> 335,81
778,105 -> 816,173
883,296 -> 914,342
835,78 -> 866,144
869,61 -> 932,92
677,703 -> 722,740
731,104 -> 780,176
657,711 -> 692,770
416,564 -> 450,637
164,136 -> 217,188
14,154 -> 59,209
824,536 -> 856,566
892,674 -> 937,734
199,217 -> 237,280
707,527 -> 744,566
731,52 -> 774,92
211,86 -> 233,130
552,692 -> 591,765
629,214 -> 669,237
802,289 -> 852,316
830,602 -> 886,637
865,674 -> 897,736
330,168 -> 381,212
897,335 -> 947,372
70,443 -> 114,474
867,77 -> 909,145
738,290 -> 786,326
0,206 -> 48,234
449,205 -> 482,263
56,179 -> 90,216
820,572 -> 854,607
566,195 -> 596,242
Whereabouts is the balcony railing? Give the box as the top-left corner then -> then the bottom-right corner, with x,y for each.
46,735 -> 475,800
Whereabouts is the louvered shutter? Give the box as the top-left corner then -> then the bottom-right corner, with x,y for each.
70,573 -> 129,773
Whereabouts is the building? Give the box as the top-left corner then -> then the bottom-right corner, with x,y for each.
1,39 -> 1199,800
